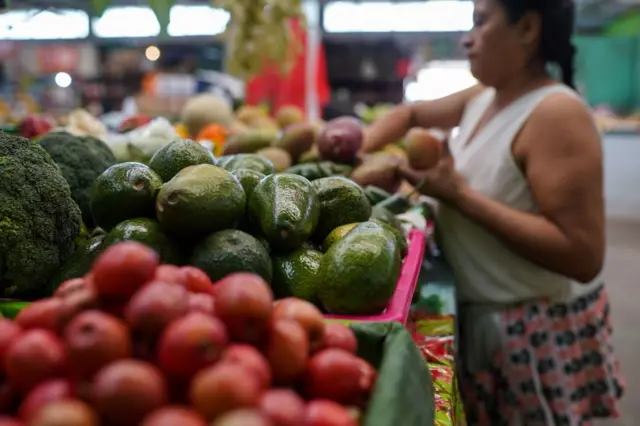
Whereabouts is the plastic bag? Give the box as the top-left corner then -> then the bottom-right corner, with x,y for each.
126,117 -> 179,158
65,109 -> 108,138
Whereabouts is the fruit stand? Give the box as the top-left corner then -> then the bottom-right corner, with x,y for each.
0,79 -> 456,425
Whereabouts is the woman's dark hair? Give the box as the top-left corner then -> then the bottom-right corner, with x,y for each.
498,0 -> 576,88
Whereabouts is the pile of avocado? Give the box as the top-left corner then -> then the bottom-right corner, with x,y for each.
58,138 -> 409,316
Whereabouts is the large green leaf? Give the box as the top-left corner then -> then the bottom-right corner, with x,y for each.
0,300 -> 30,319
352,322 -> 435,426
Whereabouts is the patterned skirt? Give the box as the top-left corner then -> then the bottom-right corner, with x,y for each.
458,285 -> 624,426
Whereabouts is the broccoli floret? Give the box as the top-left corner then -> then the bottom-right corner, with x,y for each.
0,132 -> 82,298
39,132 -> 116,227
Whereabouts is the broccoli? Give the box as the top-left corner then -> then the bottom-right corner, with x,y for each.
39,132 -> 117,227
0,132 -> 82,298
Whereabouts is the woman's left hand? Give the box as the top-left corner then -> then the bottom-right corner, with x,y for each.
398,139 -> 467,205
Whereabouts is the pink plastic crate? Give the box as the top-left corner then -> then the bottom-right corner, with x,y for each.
324,228 -> 426,326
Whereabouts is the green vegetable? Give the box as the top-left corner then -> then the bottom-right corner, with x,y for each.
103,218 -> 185,265
351,322 -> 434,426
271,248 -> 323,302
148,138 -> 217,182
311,176 -> 372,241
156,164 -> 246,237
0,132 -> 82,298
190,229 -> 272,283
285,162 -> 353,181
223,153 -> 275,174
90,162 -> 163,232
39,131 -> 117,227
318,221 -> 402,315
248,173 -> 320,250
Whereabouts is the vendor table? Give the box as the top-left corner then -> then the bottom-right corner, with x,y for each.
409,255 -> 464,426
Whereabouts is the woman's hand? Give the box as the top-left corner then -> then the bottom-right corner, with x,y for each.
398,139 -> 467,205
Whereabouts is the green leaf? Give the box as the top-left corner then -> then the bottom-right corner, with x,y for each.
0,301 -> 30,319
352,322 -> 435,426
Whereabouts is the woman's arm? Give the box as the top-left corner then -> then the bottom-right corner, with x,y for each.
362,85 -> 483,153
450,94 -> 605,283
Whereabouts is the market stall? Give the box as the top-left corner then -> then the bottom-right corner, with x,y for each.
0,1 -> 466,424
0,90 -> 461,424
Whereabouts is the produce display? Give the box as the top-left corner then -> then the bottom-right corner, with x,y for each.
0,101 -> 443,315
0,96 -> 449,425
0,133 -> 82,299
0,242 -> 383,425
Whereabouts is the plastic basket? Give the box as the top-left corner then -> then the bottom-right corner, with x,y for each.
325,228 -> 426,326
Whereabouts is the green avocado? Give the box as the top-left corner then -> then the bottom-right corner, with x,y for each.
318,221 -> 402,315
103,218 -> 185,265
189,229 -> 272,283
248,173 -> 320,250
271,248 -> 323,302
311,176 -> 372,241
90,162 -> 163,231
156,164 -> 246,237
231,168 -> 266,198
224,153 -> 275,175
148,138 -> 217,182
370,205 -> 408,256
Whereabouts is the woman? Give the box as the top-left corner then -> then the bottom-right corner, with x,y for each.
365,0 -> 624,424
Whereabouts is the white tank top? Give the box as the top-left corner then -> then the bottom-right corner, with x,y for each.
438,85 -> 601,304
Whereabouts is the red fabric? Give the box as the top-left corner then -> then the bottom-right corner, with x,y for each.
245,18 -> 330,116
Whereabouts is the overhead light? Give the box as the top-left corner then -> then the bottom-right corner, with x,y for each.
0,9 -> 89,40
323,1 -> 473,33
145,46 -> 161,61
54,72 -> 72,88
167,5 -> 230,36
92,7 -> 160,38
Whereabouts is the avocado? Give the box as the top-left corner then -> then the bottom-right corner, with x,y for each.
318,221 -> 402,315
285,162 -> 353,182
273,123 -> 315,161
148,138 -> 217,182
256,147 -> 292,172
371,218 -> 408,258
298,146 -> 321,163
231,169 -> 266,234
311,176 -> 372,241
49,233 -> 106,292
103,218 -> 185,264
271,248 -> 323,302
322,222 -> 359,252
224,153 -> 275,175
90,162 -> 163,231
190,229 -> 272,283
231,169 -> 266,198
370,205 -> 403,232
248,173 -> 320,250
223,129 -> 277,155
156,164 -> 246,237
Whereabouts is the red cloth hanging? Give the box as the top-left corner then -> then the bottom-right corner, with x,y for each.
245,18 -> 331,116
